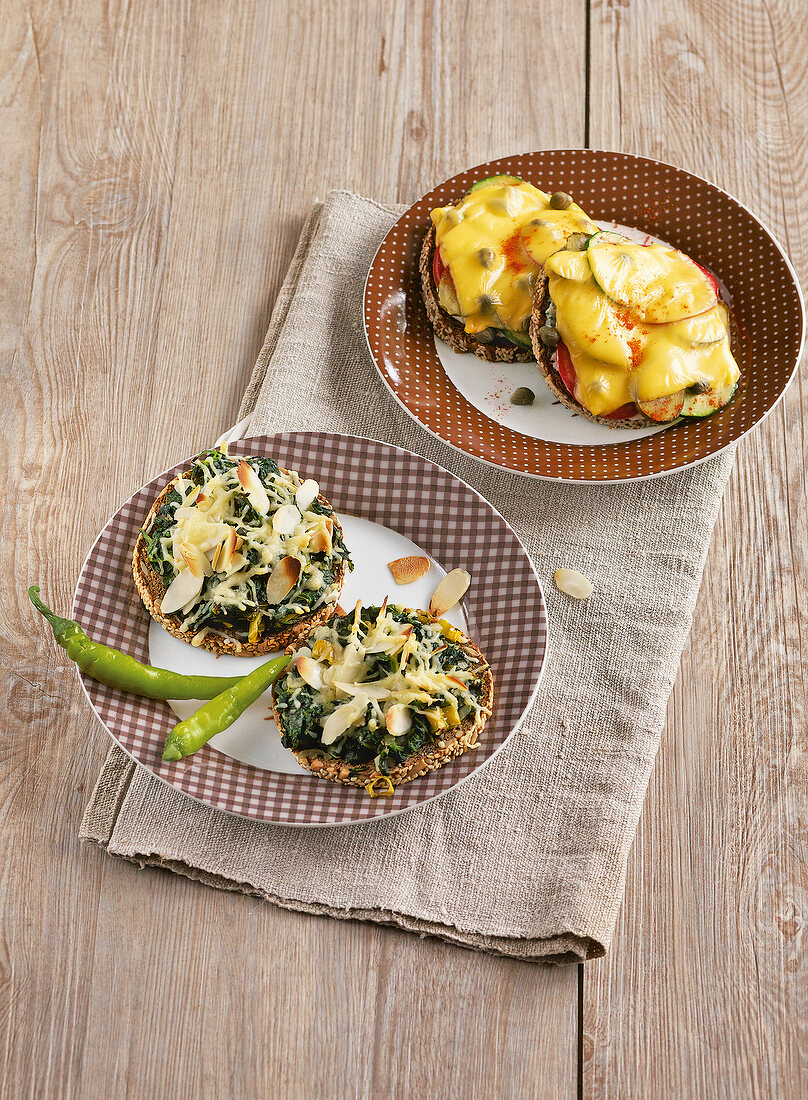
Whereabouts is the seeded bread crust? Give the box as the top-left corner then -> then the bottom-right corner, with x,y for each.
272,621 -> 495,790
132,474 -> 347,656
419,227 -> 534,363
529,269 -> 655,430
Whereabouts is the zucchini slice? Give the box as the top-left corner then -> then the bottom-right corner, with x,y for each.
466,174 -> 524,193
585,231 -> 626,250
635,391 -> 686,422
586,235 -> 717,322
681,382 -> 738,419
502,328 -> 532,349
437,273 -> 460,315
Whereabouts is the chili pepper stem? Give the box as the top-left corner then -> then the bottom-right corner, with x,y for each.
29,583 -> 261,701
28,585 -> 72,639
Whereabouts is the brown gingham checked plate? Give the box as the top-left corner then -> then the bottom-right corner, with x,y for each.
364,150 -> 805,481
73,433 -> 547,827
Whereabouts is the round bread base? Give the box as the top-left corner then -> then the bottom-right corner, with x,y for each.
132,475 -> 348,657
272,625 -> 495,790
529,270 -> 658,431
419,227 -> 534,363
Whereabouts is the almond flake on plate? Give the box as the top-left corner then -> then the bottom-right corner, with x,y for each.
388,555 -> 430,585
429,569 -> 471,617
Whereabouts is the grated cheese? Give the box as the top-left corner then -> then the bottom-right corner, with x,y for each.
144,453 -> 348,635
279,605 -> 486,749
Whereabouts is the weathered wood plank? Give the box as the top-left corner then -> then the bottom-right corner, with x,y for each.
585,0 -> 808,1095
0,1 -> 584,1096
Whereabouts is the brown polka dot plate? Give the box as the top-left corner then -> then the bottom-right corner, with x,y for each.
72,433 -> 547,827
364,150 -> 804,481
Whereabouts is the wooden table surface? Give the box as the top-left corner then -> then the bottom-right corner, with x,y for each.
3,1 -> 806,1096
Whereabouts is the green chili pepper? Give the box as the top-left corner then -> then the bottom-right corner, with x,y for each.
30,585 -> 250,701
161,654 -> 290,761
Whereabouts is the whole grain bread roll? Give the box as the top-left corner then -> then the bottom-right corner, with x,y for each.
529,268 -> 654,430
133,470 -> 349,657
272,610 -> 494,790
419,227 -> 534,363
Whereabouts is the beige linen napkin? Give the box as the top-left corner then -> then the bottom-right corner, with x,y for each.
81,191 -> 734,963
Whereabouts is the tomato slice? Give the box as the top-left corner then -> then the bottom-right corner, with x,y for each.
556,342 -> 638,418
604,402 -> 639,419
693,260 -> 720,299
555,342 -> 578,397
433,246 -> 446,286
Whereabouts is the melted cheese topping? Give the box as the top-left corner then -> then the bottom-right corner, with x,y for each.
281,606 -> 486,752
545,238 -> 741,415
430,179 -> 596,335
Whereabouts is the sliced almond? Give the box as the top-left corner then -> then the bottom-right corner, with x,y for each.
388,555 -> 430,585
237,459 -> 270,515
296,655 -> 326,690
273,503 -> 301,536
321,697 -> 367,746
385,704 -> 412,736
446,674 -> 466,690
429,569 -> 471,617
265,556 -> 302,604
553,568 -> 593,600
295,479 -> 320,513
212,527 -> 239,572
333,681 -> 391,700
160,568 -> 204,616
226,551 -> 247,575
309,518 -> 334,554
180,541 -> 213,579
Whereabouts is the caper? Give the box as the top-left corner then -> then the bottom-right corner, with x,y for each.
477,247 -> 494,268
549,191 -> 573,210
478,294 -> 494,314
538,325 -> 560,348
565,233 -> 590,252
687,380 -> 710,394
510,387 -> 535,406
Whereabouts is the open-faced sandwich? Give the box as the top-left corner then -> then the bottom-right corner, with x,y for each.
272,602 -> 494,795
530,230 -> 741,427
133,449 -> 351,656
421,175 -> 598,361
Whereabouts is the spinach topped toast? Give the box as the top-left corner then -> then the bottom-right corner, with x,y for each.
133,449 -> 351,656
272,602 -> 494,794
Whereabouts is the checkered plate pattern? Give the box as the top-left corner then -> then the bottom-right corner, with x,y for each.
73,433 -> 548,826
364,150 -> 805,481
